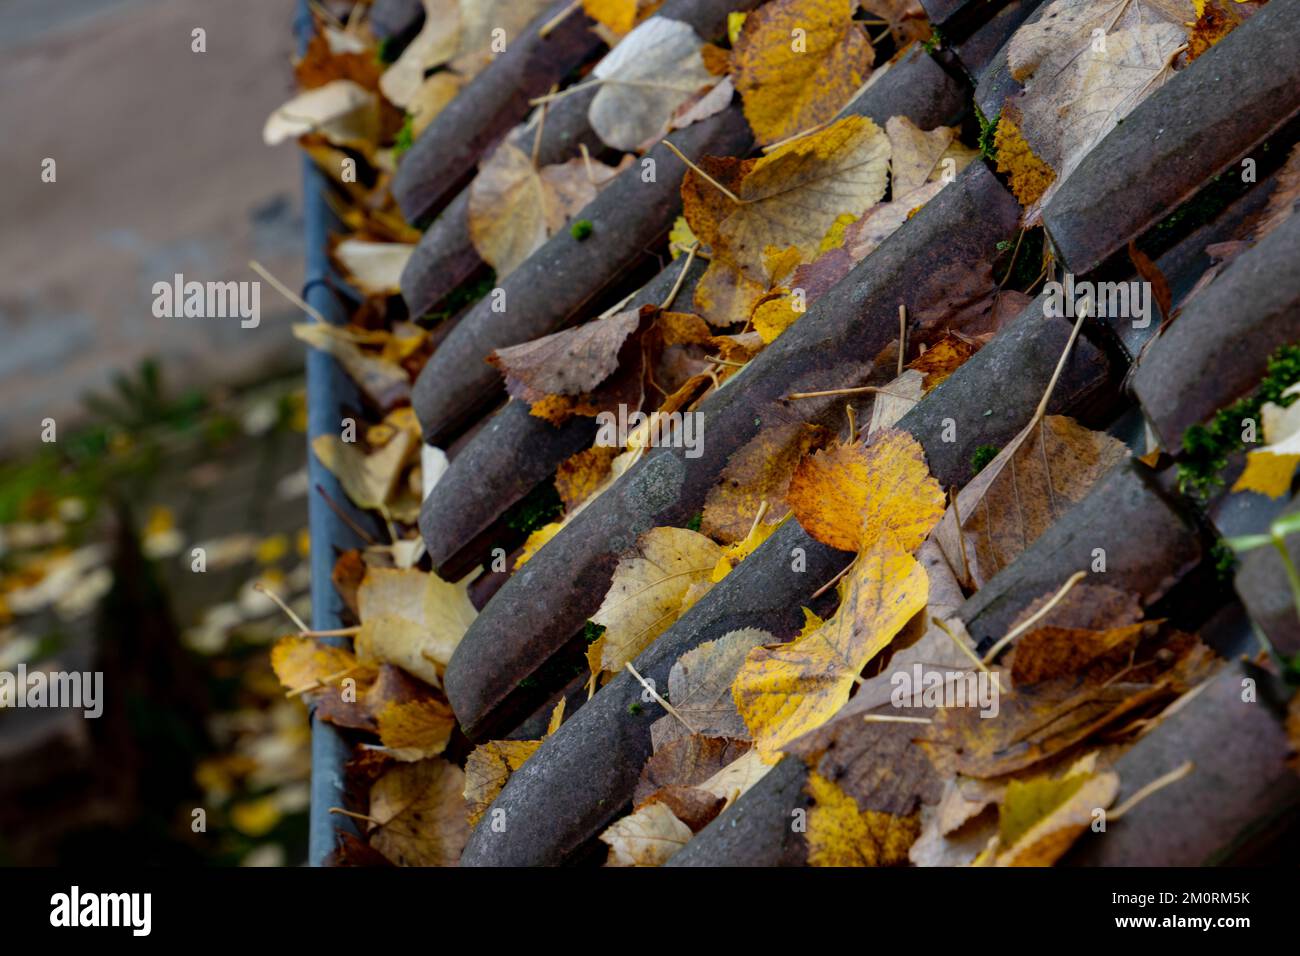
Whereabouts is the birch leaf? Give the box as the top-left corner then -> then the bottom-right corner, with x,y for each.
592,527 -> 725,673
589,17 -> 717,151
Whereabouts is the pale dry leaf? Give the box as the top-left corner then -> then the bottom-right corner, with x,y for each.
589,17 -> 717,151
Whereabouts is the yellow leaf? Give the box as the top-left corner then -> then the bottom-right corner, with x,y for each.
731,0 -> 874,145
462,700 -> 565,825
270,635 -> 369,696
734,540 -> 928,760
353,567 -> 478,685
752,293 -> 802,343
583,0 -> 640,35
312,429 -> 414,519
369,759 -> 470,866
995,766 -> 1119,866
668,215 -> 697,257
805,771 -> 919,866
463,738 -> 543,825
376,696 -> 456,761
1232,451 -> 1300,499
230,796 -> 283,838
701,115 -> 891,282
516,521 -> 563,567
592,527 -> 724,674
599,802 -> 693,866
556,445 -> 621,511
727,11 -> 747,45
818,212 -> 857,252
711,515 -> 779,581
994,113 -> 1056,208
786,428 -> 945,553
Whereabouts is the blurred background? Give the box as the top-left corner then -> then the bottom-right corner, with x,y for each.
0,0 -> 317,864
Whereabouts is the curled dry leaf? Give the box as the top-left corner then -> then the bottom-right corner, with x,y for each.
379,0 -> 461,108
263,79 -> 380,151
589,17 -> 717,151
290,323 -> 411,414
334,239 -> 416,296
353,567 -> 478,686
731,0 -> 874,145
311,428 -> 415,519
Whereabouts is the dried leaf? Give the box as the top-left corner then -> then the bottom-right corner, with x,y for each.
489,307 -> 645,400
805,771 -> 919,866
786,427 -> 945,553
589,17 -> 716,151
353,567 -> 478,685
650,628 -> 774,748
734,540 -> 929,760
368,758 -> 470,866
599,802 -> 693,866
936,416 -> 1128,590
591,527 -> 724,673
731,0 -> 874,145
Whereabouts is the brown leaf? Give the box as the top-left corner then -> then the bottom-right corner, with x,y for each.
635,735 -> 752,803
368,758 -> 470,866
489,306 -> 648,401
702,421 -> 830,544
936,416 -> 1128,591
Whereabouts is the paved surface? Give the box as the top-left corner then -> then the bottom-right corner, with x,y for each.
0,0 -> 307,451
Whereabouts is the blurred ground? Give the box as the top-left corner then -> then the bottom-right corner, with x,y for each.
0,0 -> 319,865
0,0 -> 305,451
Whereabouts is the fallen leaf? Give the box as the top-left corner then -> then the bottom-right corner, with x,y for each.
312,429 -> 414,518
805,771 -> 919,866
650,628 -> 774,748
688,115 -> 891,282
1004,0 -> 1186,215
1010,622 -> 1149,685
731,0 -> 874,145
589,17 -> 717,151
334,240 -> 416,296
734,539 -> 929,760
409,71 -> 465,137
376,696 -> 456,761
786,427 -> 945,553
379,0 -> 461,107
906,332 -> 980,391
599,801 -> 693,866
703,422 -> 831,543
353,567 -> 478,685
866,369 -> 925,437
489,307 -> 646,401
635,735 -> 752,800
468,142 -> 626,276
264,79 -> 380,151
463,738 -> 542,825
293,323 -> 411,410
515,520 -> 563,567
936,416 -> 1128,590
591,527 -> 724,673
995,764 -> 1119,865
368,758 -> 470,866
